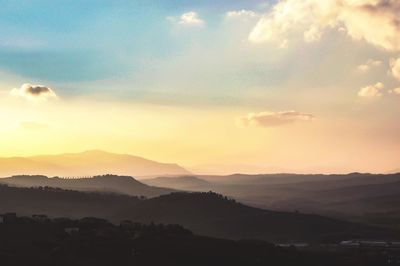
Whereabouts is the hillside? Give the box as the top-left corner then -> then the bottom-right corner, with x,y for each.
143,176 -> 211,190
143,173 -> 400,228
0,175 -> 176,198
198,173 -> 396,186
0,215 -> 389,266
0,150 -> 190,177
125,192 -> 396,242
0,184 -> 395,242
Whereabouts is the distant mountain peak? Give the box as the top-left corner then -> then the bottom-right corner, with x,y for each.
1,174 -> 176,197
10,175 -> 49,180
81,149 -> 112,155
0,150 -> 191,177
141,175 -> 210,190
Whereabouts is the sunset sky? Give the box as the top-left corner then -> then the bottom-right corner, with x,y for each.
0,0 -> 399,174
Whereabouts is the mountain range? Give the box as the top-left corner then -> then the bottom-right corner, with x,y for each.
0,150 -> 190,177
0,183 -> 394,242
0,175 -> 176,198
142,173 -> 400,228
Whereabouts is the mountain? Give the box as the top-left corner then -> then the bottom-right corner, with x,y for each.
0,150 -> 190,177
143,176 -> 211,190
279,180 -> 400,224
0,184 -> 395,242
198,173 -> 374,185
142,173 -> 400,227
388,168 -> 400,174
0,175 -> 176,198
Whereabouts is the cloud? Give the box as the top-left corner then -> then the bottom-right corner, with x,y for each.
303,25 -> 323,43
10,83 -> 57,101
249,0 -> 400,51
226,10 -> 259,19
389,87 -> 400,95
237,111 -> 314,128
357,59 -> 382,72
357,82 -> 385,98
167,11 -> 204,27
390,57 -> 400,81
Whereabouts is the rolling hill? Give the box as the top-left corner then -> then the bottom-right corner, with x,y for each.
142,173 -> 400,228
0,150 -> 190,177
0,175 -> 176,198
143,176 -> 211,190
0,184 -> 395,242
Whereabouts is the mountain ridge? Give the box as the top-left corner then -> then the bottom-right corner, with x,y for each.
0,184 -> 395,242
0,174 -> 177,198
0,150 -> 190,177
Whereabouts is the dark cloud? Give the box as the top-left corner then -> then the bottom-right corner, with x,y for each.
10,83 -> 57,101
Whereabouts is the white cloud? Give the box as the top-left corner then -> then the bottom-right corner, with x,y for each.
357,59 -> 382,72
390,57 -> 400,81
249,0 -> 400,51
226,10 -> 259,19
237,111 -> 314,128
389,87 -> 400,95
304,25 -> 323,43
279,39 -> 289,49
10,83 -> 57,101
168,12 -> 204,27
357,82 -> 384,98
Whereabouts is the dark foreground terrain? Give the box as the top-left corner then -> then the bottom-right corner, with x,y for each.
0,184 -> 396,242
0,214 -> 399,266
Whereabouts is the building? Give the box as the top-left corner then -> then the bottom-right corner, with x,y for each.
2,213 -> 17,223
32,214 -> 49,223
340,240 -> 400,248
64,227 -> 79,235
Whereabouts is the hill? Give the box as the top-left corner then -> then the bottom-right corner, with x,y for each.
0,150 -> 190,177
0,175 -> 176,198
143,176 -> 211,190
142,173 -> 400,228
0,184 -> 395,242
198,173 -> 389,186
0,215 -> 391,266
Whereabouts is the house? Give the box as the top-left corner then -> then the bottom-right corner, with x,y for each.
388,242 -> 400,248
340,240 -> 360,247
277,242 -> 309,248
32,214 -> 49,223
340,240 -> 400,248
360,240 -> 387,247
64,227 -> 79,235
120,220 -> 133,228
2,213 -> 17,223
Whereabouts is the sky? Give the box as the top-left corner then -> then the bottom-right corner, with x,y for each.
0,0 -> 400,174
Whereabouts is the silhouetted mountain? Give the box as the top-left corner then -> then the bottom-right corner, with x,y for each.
388,169 -> 400,174
143,176 -> 211,190
199,173 -> 383,185
289,181 -> 400,227
0,157 -> 63,177
144,173 -> 400,228
0,150 -> 190,177
125,192 -> 398,242
0,175 -> 176,198
0,184 -> 395,242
